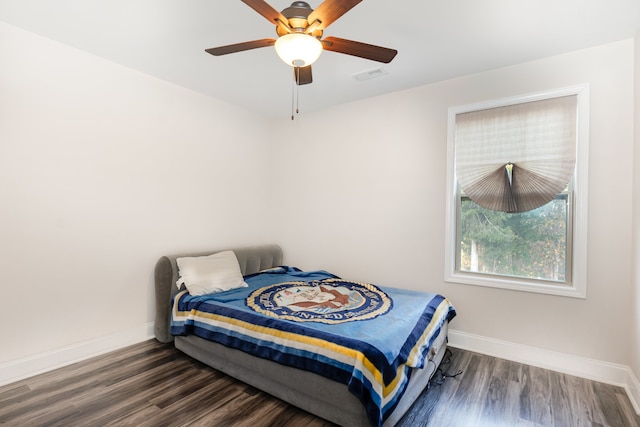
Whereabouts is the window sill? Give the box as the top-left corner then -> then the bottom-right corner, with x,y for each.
445,271 -> 586,299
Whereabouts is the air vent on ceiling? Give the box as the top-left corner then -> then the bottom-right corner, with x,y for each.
352,67 -> 388,82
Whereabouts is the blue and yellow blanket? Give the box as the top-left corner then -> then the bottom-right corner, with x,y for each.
171,267 -> 456,427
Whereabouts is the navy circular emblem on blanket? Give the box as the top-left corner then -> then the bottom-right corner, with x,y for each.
246,278 -> 393,324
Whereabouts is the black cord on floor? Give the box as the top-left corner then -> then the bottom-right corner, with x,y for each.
428,348 -> 463,387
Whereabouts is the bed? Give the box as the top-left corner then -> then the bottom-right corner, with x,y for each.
154,244 -> 455,427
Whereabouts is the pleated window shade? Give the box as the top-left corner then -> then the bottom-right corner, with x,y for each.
455,95 -> 578,213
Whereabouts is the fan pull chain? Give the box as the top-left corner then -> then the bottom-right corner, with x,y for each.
296,79 -> 300,115
291,67 -> 301,120
291,72 -> 295,120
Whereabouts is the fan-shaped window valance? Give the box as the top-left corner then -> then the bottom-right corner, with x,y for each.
455,95 -> 577,213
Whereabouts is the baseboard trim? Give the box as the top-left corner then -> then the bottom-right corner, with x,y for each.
626,366 -> 640,414
0,323 -> 154,387
448,329 -> 640,415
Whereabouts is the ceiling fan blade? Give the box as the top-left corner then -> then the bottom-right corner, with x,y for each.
205,38 -> 276,56
294,66 -> 313,85
241,0 -> 289,25
322,36 -> 398,63
307,0 -> 362,31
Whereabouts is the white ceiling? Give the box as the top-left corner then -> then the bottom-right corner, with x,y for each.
1,0 -> 640,119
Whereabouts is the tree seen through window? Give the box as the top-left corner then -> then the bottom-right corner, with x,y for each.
459,195 -> 568,282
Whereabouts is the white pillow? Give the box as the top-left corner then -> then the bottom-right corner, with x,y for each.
176,251 -> 248,295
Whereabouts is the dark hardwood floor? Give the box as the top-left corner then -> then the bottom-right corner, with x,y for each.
1,340 -> 638,426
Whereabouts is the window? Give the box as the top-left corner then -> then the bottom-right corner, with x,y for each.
445,86 -> 589,298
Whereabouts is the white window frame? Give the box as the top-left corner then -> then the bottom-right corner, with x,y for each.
444,85 -> 590,298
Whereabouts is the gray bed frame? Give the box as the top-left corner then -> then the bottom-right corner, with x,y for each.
154,244 -> 449,427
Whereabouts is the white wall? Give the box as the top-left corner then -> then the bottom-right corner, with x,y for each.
271,39 -> 636,366
632,29 -> 640,391
0,23 -> 274,365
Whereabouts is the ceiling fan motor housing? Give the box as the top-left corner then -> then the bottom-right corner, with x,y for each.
276,1 -> 323,38
282,1 -> 312,20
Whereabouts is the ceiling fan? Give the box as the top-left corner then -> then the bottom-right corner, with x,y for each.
205,0 -> 398,86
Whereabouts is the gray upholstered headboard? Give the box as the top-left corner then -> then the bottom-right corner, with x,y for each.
154,244 -> 283,343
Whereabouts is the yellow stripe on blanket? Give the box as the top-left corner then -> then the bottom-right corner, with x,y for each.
406,298 -> 452,367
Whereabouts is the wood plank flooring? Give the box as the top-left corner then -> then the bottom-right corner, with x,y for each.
1,340 -> 638,426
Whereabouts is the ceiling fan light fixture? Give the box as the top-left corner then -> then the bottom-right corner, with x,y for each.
275,33 -> 322,67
